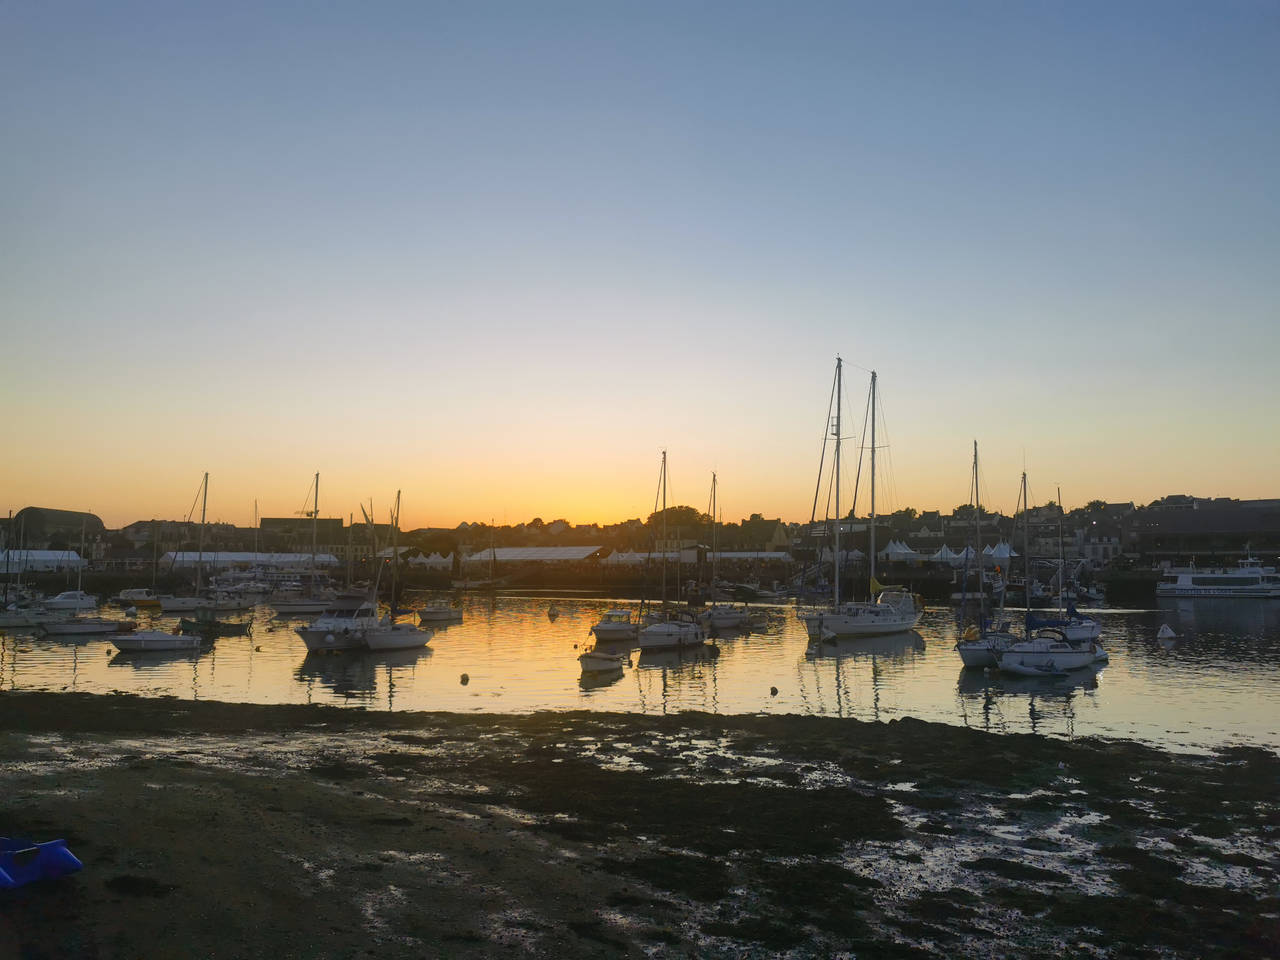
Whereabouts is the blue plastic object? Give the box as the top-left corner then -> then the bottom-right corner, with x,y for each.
0,837 -> 83,889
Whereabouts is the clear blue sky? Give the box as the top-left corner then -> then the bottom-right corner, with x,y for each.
3,2 -> 1277,527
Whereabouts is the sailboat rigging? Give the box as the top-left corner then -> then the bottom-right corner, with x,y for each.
799,358 -> 921,641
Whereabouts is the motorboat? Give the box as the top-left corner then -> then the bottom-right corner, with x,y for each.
269,591 -> 336,616
1155,557 -> 1280,599
161,592 -> 255,614
589,609 -> 638,642
42,617 -> 135,637
418,603 -> 463,623
295,601 -> 380,652
180,610 -> 252,638
112,630 -> 202,652
704,602 -> 750,631
44,591 -> 97,611
637,612 -> 707,651
113,588 -> 163,608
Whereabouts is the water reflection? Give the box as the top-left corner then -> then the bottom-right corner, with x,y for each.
578,667 -> 625,691
1,596 -> 1277,752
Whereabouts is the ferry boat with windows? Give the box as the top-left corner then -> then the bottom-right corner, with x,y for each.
1155,558 -> 1280,599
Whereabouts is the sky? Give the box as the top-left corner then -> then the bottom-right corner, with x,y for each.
3,1 -> 1278,530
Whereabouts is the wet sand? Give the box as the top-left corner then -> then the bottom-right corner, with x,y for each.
1,691 -> 1276,958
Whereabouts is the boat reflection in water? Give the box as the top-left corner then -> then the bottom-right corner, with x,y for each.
800,630 -> 926,721
296,648 -> 432,706
957,663 -> 1104,738
578,666 -> 625,691
634,642 -> 721,714
108,648 -> 204,668
804,630 -> 926,662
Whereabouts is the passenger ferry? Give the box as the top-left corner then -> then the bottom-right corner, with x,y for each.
1155,558 -> 1280,598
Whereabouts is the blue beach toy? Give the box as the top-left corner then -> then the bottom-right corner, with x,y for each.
0,837 -> 83,889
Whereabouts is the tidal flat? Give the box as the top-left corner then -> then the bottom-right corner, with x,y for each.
1,691 -> 1276,958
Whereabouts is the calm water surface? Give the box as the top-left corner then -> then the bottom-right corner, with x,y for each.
2,594 -> 1277,755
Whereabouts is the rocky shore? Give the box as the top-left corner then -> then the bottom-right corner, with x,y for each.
1,691 -> 1276,958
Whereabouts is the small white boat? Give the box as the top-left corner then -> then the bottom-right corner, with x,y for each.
799,589 -> 921,640
269,593 -> 335,616
589,609 -> 638,642
637,614 -> 706,651
42,617 -> 135,637
418,603 -> 463,623
363,620 -> 431,651
0,606 -> 62,629
44,591 -> 98,611
704,603 -> 750,631
579,648 -> 628,672
112,630 -> 203,652
113,588 -> 163,608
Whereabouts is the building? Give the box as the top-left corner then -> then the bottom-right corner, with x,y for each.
7,508 -> 106,549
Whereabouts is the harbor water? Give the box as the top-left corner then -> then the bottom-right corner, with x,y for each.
2,594 -> 1277,755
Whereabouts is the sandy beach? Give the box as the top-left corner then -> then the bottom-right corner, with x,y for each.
1,690 -> 1276,958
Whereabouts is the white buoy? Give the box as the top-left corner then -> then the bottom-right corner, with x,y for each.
124,606 -> 137,617
1157,624 -> 1177,640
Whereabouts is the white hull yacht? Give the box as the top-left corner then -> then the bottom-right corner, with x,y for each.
1155,558 -> 1280,599
44,591 -> 98,611
589,609 -> 638,642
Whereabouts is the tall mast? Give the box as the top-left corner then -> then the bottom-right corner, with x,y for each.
710,472 -> 717,585
1057,485 -> 1064,615
869,369 -> 877,592
1021,472 -> 1030,613
311,472 -> 319,587
833,357 -> 842,608
390,490 -> 401,615
972,442 -> 981,620
661,449 -> 668,604
197,472 -> 208,593
253,499 -> 259,559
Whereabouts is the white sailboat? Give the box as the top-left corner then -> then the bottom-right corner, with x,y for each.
800,361 -> 920,641
702,472 -> 750,632
159,473 -> 252,614
270,473 -> 335,615
955,449 -> 1020,667
42,521 -> 135,637
638,451 -> 708,651
363,492 -> 430,651
589,608 -> 638,642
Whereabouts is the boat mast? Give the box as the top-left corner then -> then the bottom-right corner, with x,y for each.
971,442 -> 982,622
1022,472 -> 1030,614
197,472 -> 208,594
710,472 -> 717,588
833,357 -> 842,608
869,369 -> 877,596
661,449 -> 668,605
1057,485 -> 1064,615
311,471 -> 319,593
390,490 -> 401,616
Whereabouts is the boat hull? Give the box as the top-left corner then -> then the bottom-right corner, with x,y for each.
42,619 -> 134,637
579,651 -> 628,671
637,621 -> 706,650
112,631 -> 202,652
590,622 -> 638,641
1000,640 -> 1096,674
363,625 -> 430,651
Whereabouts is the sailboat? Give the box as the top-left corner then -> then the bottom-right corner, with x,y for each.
637,450 -> 708,651
799,360 -> 921,641
1022,487 -> 1102,643
954,445 -> 1020,667
363,492 -> 431,651
271,473 -> 335,616
702,472 -> 750,632
160,473 -> 252,614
